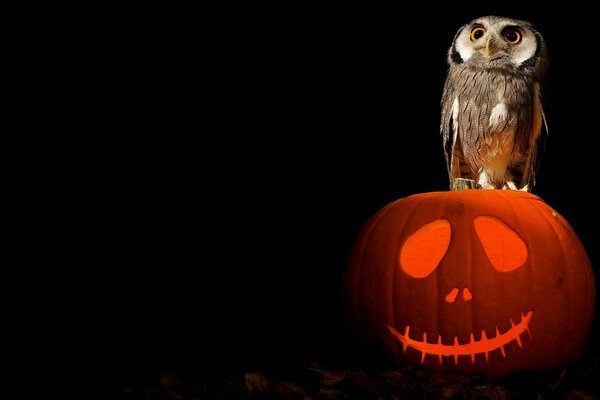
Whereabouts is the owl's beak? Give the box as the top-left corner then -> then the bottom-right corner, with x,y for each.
484,34 -> 502,58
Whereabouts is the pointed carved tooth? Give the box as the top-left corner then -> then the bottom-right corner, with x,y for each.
423,332 -> 427,343
470,333 -> 475,343
516,335 -> 523,348
438,335 -> 442,344
500,346 -> 506,358
525,326 -> 532,339
521,311 -> 525,321
481,330 -> 487,341
420,351 -> 426,364
438,354 -> 443,364
509,318 -> 516,327
470,353 -> 475,363
496,327 -> 501,338
485,352 -> 489,362
401,326 -> 409,352
451,337 -> 460,364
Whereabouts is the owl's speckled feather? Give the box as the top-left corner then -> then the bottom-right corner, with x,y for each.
441,16 -> 548,191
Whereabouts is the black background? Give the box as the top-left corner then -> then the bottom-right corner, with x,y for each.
98,5 -> 600,387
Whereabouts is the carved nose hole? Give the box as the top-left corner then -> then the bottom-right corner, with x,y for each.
446,287 -> 472,303
463,287 -> 473,301
445,287 -> 459,303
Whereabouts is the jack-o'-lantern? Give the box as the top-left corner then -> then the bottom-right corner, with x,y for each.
344,190 -> 595,379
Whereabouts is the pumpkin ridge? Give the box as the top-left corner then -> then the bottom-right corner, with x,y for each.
349,198 -> 406,344
531,201 -> 595,359
391,196 -> 431,358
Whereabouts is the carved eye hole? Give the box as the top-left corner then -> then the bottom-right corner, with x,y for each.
400,219 -> 451,278
474,216 -> 527,272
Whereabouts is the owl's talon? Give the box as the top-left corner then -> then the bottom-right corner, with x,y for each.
505,181 -> 519,190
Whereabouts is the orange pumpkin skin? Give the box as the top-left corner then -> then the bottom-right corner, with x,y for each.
344,190 -> 596,379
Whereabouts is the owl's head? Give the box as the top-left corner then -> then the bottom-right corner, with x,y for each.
449,16 -> 548,77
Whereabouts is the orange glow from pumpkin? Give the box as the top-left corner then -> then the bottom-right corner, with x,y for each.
400,219 -> 451,278
474,216 -> 528,272
345,191 -> 595,378
387,311 -> 533,364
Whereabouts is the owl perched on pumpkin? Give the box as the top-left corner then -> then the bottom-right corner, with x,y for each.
441,16 -> 548,191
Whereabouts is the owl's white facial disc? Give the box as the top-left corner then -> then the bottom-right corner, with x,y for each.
454,26 -> 475,61
509,29 -> 538,66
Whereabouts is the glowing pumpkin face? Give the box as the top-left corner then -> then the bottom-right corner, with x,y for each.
344,190 -> 595,379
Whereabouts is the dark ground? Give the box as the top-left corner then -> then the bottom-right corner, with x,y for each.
118,362 -> 600,399
83,5 -> 600,398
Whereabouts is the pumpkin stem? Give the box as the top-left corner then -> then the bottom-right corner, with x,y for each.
452,178 -> 477,191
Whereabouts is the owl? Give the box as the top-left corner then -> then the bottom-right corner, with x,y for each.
441,16 -> 548,191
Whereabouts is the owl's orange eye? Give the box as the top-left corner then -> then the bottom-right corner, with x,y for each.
470,26 -> 486,41
503,29 -> 521,44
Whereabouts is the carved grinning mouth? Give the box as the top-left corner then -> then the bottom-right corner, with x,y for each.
387,310 -> 533,364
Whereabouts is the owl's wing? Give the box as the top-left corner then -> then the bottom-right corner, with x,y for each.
519,83 -> 547,190
440,81 -> 462,187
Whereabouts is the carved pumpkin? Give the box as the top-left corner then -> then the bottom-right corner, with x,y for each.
344,190 -> 595,379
